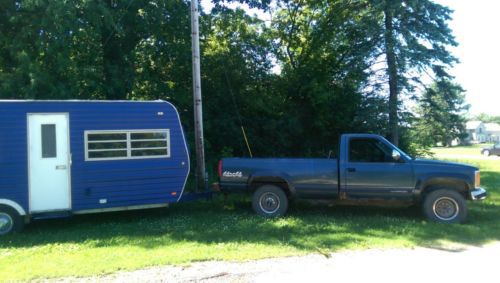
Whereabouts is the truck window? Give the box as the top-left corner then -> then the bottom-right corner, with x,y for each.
349,138 -> 394,163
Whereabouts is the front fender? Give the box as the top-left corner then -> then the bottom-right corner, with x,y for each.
415,173 -> 473,199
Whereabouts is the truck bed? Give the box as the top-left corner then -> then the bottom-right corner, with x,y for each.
220,158 -> 339,199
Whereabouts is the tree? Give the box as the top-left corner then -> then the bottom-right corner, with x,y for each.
413,79 -> 469,147
200,7 -> 279,159
474,113 -> 500,124
0,0 -> 465,164
265,0 -> 378,155
369,0 -> 458,146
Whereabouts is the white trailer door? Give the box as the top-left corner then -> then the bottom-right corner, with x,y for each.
28,113 -> 71,212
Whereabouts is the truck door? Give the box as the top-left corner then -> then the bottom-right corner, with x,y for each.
343,137 -> 414,200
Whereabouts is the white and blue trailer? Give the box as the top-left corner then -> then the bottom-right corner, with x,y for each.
0,100 -> 190,235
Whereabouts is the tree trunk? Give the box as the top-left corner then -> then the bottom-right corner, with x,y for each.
383,5 -> 399,146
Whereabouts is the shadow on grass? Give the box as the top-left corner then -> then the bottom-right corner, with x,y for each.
1,171 -> 499,253
1,199 -> 498,252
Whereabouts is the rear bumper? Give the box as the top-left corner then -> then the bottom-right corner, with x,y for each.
470,187 -> 487,201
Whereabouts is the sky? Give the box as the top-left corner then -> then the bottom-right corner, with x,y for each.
434,0 -> 500,116
201,0 -> 500,116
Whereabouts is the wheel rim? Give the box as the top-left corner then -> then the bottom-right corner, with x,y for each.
483,150 -> 490,156
433,197 -> 459,221
0,212 -> 14,235
259,192 -> 281,214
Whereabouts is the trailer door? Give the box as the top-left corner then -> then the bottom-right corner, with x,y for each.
28,113 -> 71,212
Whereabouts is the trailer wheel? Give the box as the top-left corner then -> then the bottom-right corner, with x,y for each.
423,189 -> 467,224
0,205 -> 24,235
252,185 -> 288,217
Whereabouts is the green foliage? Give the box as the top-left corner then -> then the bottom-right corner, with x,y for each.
0,0 -> 193,100
474,113 -> 500,124
201,7 -> 279,161
265,0 -> 375,155
412,79 -> 469,147
0,0 -> 463,164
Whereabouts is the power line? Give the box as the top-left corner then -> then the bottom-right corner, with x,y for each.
224,70 -> 253,158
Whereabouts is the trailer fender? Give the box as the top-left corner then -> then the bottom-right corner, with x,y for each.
0,199 -> 26,216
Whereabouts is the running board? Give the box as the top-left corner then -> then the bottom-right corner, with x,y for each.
31,211 -> 72,220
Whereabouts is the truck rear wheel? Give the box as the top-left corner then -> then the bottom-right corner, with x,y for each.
423,189 -> 467,223
0,205 -> 24,235
252,185 -> 288,217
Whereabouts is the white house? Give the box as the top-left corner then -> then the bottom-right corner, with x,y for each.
465,121 -> 487,143
484,123 -> 500,142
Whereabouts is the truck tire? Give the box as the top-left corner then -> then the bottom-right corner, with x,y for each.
0,205 -> 24,235
252,185 -> 288,217
423,189 -> 467,224
482,150 -> 490,157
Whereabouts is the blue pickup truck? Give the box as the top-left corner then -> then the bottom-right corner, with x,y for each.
216,134 -> 487,223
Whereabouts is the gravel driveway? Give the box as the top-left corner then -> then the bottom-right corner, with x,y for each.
56,242 -> 500,283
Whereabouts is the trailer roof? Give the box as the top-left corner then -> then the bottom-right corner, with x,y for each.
0,99 -> 168,103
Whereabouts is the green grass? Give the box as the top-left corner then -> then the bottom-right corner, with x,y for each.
431,143 -> 493,156
1,147 -> 499,281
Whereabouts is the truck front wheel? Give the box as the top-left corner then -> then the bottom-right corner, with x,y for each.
423,189 -> 467,223
252,185 -> 288,217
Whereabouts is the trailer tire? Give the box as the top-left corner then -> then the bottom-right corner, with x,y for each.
252,185 -> 288,217
0,205 -> 24,235
423,189 -> 467,224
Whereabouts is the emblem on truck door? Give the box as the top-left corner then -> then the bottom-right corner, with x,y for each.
223,171 -> 243,178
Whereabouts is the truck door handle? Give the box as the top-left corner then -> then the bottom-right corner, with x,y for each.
347,168 -> 356,173
56,165 -> 67,170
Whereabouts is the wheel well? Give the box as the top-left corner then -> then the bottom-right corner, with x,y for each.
421,182 -> 468,201
249,179 -> 292,198
0,200 -> 26,216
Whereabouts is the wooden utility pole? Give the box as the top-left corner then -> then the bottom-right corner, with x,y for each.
190,0 -> 206,191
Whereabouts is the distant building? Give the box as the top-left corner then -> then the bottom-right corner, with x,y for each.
464,121 -> 500,143
465,121 -> 487,143
484,123 -> 500,142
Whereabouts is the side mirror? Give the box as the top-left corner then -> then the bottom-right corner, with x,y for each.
392,149 -> 401,161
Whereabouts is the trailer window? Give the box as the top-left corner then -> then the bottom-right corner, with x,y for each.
130,131 -> 169,157
85,130 -> 170,161
41,124 -> 57,158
